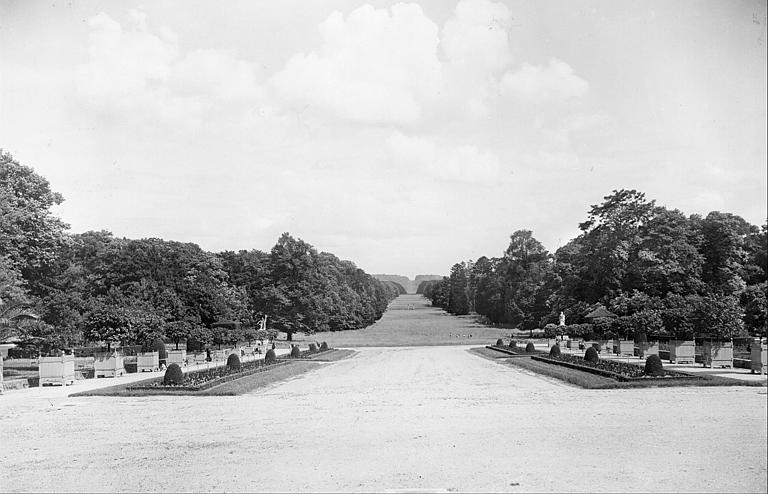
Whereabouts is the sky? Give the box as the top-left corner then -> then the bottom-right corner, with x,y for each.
1,0 -> 766,278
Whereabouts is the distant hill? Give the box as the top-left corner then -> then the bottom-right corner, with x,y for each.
374,274 -> 443,294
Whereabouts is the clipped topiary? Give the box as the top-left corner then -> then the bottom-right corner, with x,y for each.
320,342 -> 329,351
291,345 -> 301,358
151,338 -> 168,360
265,349 -> 276,364
226,353 -> 241,370
525,342 -> 535,353
509,340 -> 517,349
584,346 -> 599,363
496,338 -> 505,346
309,343 -> 318,353
549,344 -> 561,357
163,363 -> 185,385
644,354 -> 665,377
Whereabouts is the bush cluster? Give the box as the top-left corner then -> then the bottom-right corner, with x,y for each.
496,338 -> 505,346
226,353 -> 241,370
320,342 -> 329,351
549,344 -> 561,357
309,343 -> 318,353
290,345 -> 301,358
265,349 -> 277,364
163,363 -> 184,385
509,340 -> 517,349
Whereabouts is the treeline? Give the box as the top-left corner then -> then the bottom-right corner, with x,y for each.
421,190 -> 767,341
0,151 -> 399,351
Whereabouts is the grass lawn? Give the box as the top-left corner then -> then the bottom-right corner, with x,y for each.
471,347 -> 767,389
69,349 -> 355,397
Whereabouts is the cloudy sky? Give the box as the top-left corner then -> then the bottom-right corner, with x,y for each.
1,0 -> 766,277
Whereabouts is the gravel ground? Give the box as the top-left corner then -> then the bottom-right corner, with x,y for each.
1,345 -> 766,493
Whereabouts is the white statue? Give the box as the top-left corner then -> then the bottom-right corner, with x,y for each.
558,311 -> 566,326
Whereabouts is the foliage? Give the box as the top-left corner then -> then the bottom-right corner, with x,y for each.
496,338 -> 504,346
290,345 -> 301,358
509,340 -> 517,349
584,346 -> 599,363
309,343 -> 318,352
320,341 -> 328,351
644,355 -> 664,377
549,344 -> 561,357
525,342 -> 535,353
163,363 -> 185,385
226,353 -> 241,370
264,349 -> 276,364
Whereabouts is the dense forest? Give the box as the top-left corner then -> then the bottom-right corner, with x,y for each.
420,189 -> 767,341
0,151 -> 400,352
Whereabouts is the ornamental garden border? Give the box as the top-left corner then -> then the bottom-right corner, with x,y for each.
530,354 -> 701,382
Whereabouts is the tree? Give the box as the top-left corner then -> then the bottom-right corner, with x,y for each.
0,151 -> 69,296
448,263 -> 470,315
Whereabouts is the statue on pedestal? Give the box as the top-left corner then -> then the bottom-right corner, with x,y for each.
558,311 -> 566,326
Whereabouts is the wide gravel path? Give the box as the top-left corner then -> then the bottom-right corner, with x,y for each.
1,345 -> 766,492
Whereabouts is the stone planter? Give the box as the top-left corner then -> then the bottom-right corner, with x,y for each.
212,349 -> 229,361
751,340 -> 767,374
191,352 -> 208,365
639,341 -> 660,358
567,339 -> 581,350
137,352 -> 160,372
669,340 -> 696,364
702,340 -> 733,369
613,339 -> 634,356
94,352 -> 125,378
167,349 -> 187,367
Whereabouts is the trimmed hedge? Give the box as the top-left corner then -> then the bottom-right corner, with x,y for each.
163,363 -> 185,385
584,346 -> 599,364
509,340 -> 517,349
525,342 -> 535,353
549,344 -> 561,357
290,345 -> 301,358
265,349 -> 276,364
320,342 -> 329,351
644,355 -> 664,377
226,353 -> 241,370
496,338 -> 505,346
309,343 -> 318,353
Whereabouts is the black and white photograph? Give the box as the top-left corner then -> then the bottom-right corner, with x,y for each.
1,0 -> 766,492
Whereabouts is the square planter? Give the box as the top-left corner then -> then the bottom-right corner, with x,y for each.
639,341 -> 660,358
213,349 -> 229,361
192,352 -> 208,365
702,340 -> 733,369
613,339 -> 634,356
38,354 -> 76,386
567,339 -> 581,350
94,352 -> 125,378
167,349 -> 187,367
751,340 -> 767,374
669,340 -> 696,364
137,352 -> 160,372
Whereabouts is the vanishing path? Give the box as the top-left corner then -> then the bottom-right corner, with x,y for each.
0,296 -> 766,492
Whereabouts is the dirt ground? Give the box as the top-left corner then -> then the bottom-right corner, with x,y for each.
1,295 -> 766,492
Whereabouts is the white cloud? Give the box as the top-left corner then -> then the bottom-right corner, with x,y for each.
501,58 -> 589,103
270,3 -> 442,125
76,11 -> 264,127
387,131 -> 502,184
441,0 -> 512,73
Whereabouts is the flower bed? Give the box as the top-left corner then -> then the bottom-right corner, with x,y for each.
531,354 -> 699,382
277,347 -> 335,360
487,345 -> 545,356
127,357 -> 290,392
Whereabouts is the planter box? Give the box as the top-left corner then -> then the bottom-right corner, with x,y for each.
191,353 -> 208,365
94,352 -> 125,378
39,354 -> 76,386
669,340 -> 695,364
137,352 -> 160,372
702,340 -> 733,369
614,339 -> 634,356
751,340 -> 767,374
639,341 -> 660,358
567,339 -> 581,350
167,349 -> 187,367
212,349 -> 229,361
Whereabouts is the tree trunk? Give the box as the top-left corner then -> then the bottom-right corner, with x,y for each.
286,331 -> 293,342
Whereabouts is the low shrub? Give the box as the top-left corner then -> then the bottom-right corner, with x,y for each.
265,349 -> 277,364
584,346 -> 599,363
290,345 -> 301,358
163,363 -> 185,385
525,342 -> 535,353
496,338 -> 505,346
226,353 -> 241,370
309,343 -> 318,353
549,344 -> 561,357
320,342 -> 329,351
644,355 -> 664,377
